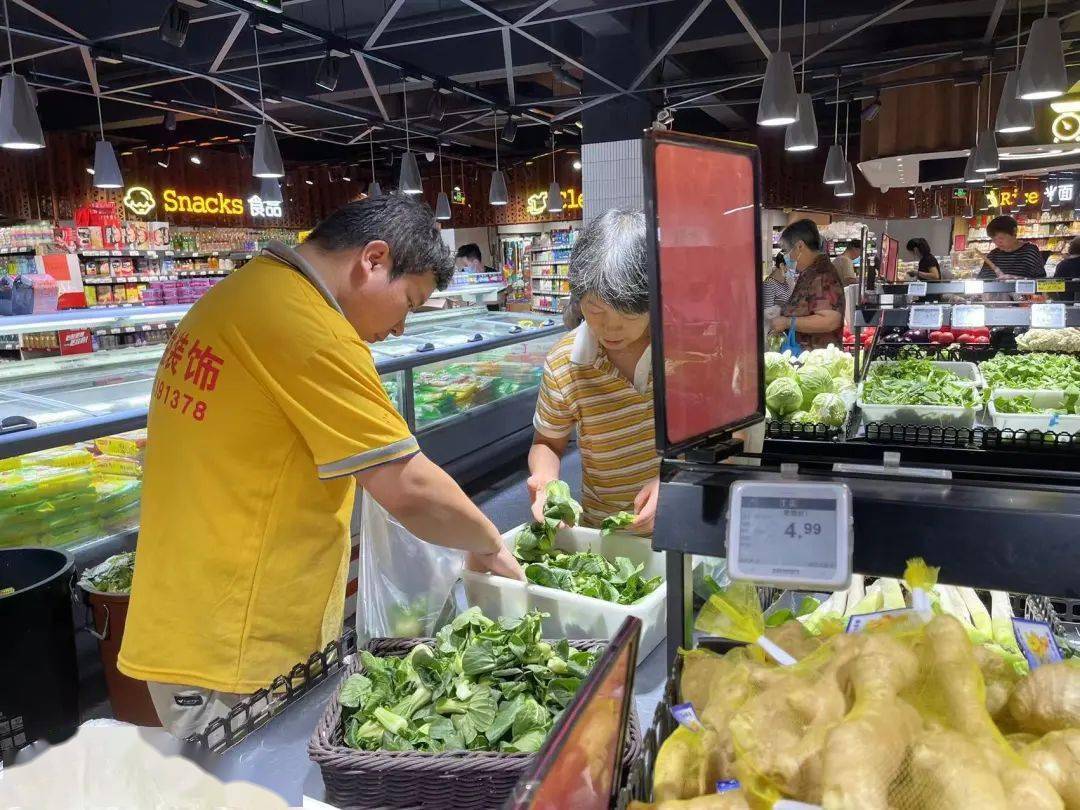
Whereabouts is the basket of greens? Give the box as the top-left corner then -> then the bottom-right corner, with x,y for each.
462,482 -> 666,663
309,607 -> 640,810
987,388 -> 1080,434
858,354 -> 982,428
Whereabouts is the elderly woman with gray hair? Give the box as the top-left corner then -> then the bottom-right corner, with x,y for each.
528,208 -> 660,533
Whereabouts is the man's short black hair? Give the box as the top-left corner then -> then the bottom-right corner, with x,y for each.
986,215 -> 1018,238
306,194 -> 454,289
847,239 -> 863,251
1069,236 -> 1080,256
456,243 -> 482,262
779,218 -> 822,252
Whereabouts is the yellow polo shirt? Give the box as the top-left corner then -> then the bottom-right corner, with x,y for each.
118,242 -> 417,693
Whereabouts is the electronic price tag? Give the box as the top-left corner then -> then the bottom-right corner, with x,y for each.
1015,280 -> 1037,295
1030,303 -> 1066,329
906,281 -> 927,297
950,304 -> 985,328
963,279 -> 984,295
727,481 -> 853,590
908,305 -> 944,330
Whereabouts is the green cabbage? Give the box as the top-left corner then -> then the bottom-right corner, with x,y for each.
766,377 -> 803,416
810,392 -> 848,427
764,352 -> 795,386
787,410 -> 812,423
796,365 -> 834,409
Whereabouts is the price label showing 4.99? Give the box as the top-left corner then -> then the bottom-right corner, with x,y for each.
727,481 -> 853,590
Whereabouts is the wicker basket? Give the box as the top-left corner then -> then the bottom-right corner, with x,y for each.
309,636 -> 643,810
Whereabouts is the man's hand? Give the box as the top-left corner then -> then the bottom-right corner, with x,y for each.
526,474 -> 551,524
769,315 -> 791,333
629,477 -> 661,536
467,545 -> 526,581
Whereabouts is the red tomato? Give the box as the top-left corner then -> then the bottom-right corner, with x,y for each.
973,335 -> 990,344
955,333 -> 975,344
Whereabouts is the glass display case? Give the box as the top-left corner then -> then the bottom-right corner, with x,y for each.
0,307 -> 564,554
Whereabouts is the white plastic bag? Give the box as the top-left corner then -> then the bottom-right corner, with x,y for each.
354,489 -> 464,644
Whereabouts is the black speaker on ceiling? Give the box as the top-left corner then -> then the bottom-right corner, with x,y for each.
159,2 -> 190,48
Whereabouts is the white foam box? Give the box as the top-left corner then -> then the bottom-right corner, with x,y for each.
461,525 -> 666,665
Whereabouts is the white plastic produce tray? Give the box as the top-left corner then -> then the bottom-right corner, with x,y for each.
987,388 -> 1080,434
461,525 -> 666,664
857,360 -> 982,429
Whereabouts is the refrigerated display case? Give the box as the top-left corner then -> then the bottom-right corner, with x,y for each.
0,307 -> 564,557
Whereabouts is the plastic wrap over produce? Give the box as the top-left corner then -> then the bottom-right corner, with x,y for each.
355,489 -> 464,644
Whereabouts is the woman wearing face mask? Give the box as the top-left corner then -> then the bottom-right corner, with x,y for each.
528,209 -> 660,534
769,219 -> 844,350
763,252 -> 795,309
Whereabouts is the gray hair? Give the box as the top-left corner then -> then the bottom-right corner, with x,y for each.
568,208 -> 649,314
779,218 -> 822,253
306,193 -> 455,289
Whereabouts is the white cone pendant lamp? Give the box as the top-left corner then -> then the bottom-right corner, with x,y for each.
0,0 -> 44,150
367,129 -> 382,198
250,27 -> 284,178
368,181 -> 383,198
259,177 -> 282,203
784,3 -> 816,151
93,138 -> 123,189
834,164 -> 855,198
823,77 -> 846,184
973,63 -> 998,174
1016,16 -> 1067,101
397,77 -> 423,194
995,72 -> 1034,134
963,153 -> 984,185
435,140 -> 450,220
489,115 -> 508,206
547,128 -> 562,212
757,51 -> 799,126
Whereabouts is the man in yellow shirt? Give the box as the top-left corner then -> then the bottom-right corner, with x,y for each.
118,195 -> 522,738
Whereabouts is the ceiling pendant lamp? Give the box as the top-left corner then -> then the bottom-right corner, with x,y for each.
367,130 -> 382,198
91,89 -> 123,189
823,76 -> 846,184
398,77 -> 423,194
250,27 -> 284,178
785,0 -> 817,151
1041,185 -> 1052,212
435,140 -> 451,220
973,63 -> 998,174
997,1 -> 1035,133
547,127 -> 563,213
834,102 -> 855,198
931,193 -> 943,219
1016,9 -> 1067,101
489,115 -> 508,206
259,177 -> 282,203
963,196 -> 974,219
909,197 -> 918,218
964,84 -> 985,184
757,0 -> 798,126
0,0 -> 44,149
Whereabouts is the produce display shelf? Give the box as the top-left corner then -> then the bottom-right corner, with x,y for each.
966,236 -> 1074,243
858,305 -> 1080,329
876,279 -> 1080,295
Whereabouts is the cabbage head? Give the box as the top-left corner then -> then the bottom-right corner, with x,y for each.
809,392 -> 847,427
766,377 -> 803,416
764,352 -> 795,386
801,344 -> 853,381
787,410 -> 812,424
796,365 -> 834,409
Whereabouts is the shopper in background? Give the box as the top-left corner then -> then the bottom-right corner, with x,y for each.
977,215 -> 1046,280
832,238 -> 861,286
455,242 -> 496,275
528,209 -> 660,533
119,195 -> 524,739
769,219 -> 845,350
763,252 -> 794,309
1053,236 -> 1080,280
905,237 -> 942,281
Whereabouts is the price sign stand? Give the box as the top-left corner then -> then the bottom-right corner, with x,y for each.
1030,303 -> 1066,329
908,304 -> 944,330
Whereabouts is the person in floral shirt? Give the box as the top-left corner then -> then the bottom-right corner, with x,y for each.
769,219 -> 844,350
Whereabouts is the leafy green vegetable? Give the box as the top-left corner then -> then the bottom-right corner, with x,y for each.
979,353 -> 1080,391
600,511 -> 635,536
992,395 -> 1068,415
862,355 -> 978,408
765,377 -> 803,416
79,552 -> 135,594
338,608 -> 597,754
542,480 -> 582,527
809,392 -> 847,427
795,365 -> 834,410
764,352 -> 796,386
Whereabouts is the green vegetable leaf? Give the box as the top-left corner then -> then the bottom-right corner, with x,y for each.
511,697 -> 550,740
542,480 -> 582,527
600,511 -> 636,536
338,674 -> 373,709
461,642 -> 498,677
487,695 -> 523,743
501,729 -> 546,753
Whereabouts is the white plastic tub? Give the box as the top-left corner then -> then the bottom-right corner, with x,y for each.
857,360 -> 982,428
461,525 -> 666,664
987,388 -> 1080,434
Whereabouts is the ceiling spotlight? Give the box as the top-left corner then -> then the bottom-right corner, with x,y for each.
189,153 -> 201,164
305,178 -> 314,185
424,151 -> 435,163
501,117 -> 517,143
85,166 -> 94,175
861,97 -> 882,123
157,152 -> 170,168
158,1 -> 191,48
315,53 -> 340,92
572,159 -> 581,170
164,110 -> 176,131
341,168 -> 351,181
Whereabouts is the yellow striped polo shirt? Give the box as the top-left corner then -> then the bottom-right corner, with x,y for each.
534,325 -> 658,527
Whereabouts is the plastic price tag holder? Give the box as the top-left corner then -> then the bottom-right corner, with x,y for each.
964,279 -> 984,295
506,616 -> 640,810
1037,279 -> 1066,294
1030,303 -> 1066,329
951,304 -> 986,328
1015,279 -> 1037,295
1011,618 -> 1063,669
908,304 -> 944,330
906,281 -> 927,297
726,481 -> 853,590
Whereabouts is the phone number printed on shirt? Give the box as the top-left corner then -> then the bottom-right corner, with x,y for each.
155,329 -> 225,421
